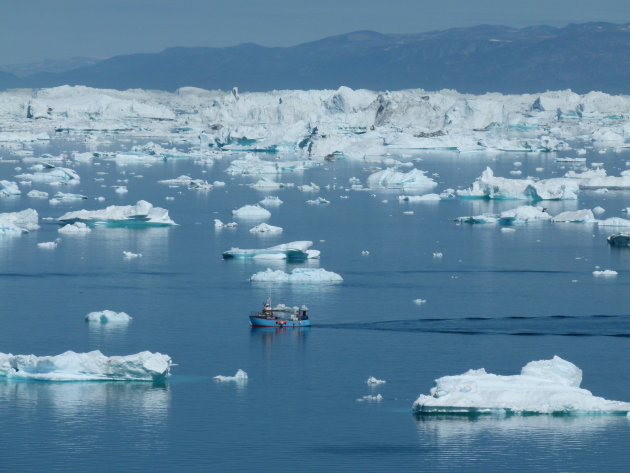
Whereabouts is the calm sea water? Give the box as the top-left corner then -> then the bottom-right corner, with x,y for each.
1,140 -> 629,472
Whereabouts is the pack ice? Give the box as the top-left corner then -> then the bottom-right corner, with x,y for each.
0,350 -> 171,382
58,200 -> 176,226
413,356 -> 630,415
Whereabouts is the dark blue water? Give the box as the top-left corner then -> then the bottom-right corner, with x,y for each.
1,141 -> 630,472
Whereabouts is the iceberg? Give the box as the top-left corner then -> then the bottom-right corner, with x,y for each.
250,267 -> 343,283
158,175 -> 212,190
593,270 -> 618,277
456,205 -> 550,225
231,204 -> 271,220
607,233 -> 630,247
58,200 -> 176,227
49,192 -> 88,204
597,217 -> 630,227
213,369 -> 248,383
458,167 -> 578,200
250,178 -> 285,190
85,310 -> 132,324
367,377 -> 386,385
214,219 -> 237,229
249,223 -> 283,234
367,168 -> 437,193
0,209 -> 39,235
551,209 -> 596,223
398,194 -> 441,202
123,251 -> 142,259
306,197 -> 330,205
259,196 -> 283,207
0,180 -> 20,197
356,394 -> 383,402
223,241 -> 316,261
15,167 -> 80,185
413,356 -> 630,415
37,240 -> 58,249
0,350 -> 171,382
58,222 -> 91,234
27,189 -> 49,198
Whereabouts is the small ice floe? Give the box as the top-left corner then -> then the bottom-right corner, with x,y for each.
114,186 -> 128,194
213,181 -> 226,187
0,209 -> 39,235
398,194 -> 441,202
551,209 -> 596,223
250,268 -> 343,283
213,369 -> 248,383
298,182 -> 320,192
306,197 -> 330,205
367,377 -> 386,385
27,189 -> 48,198
510,170 -> 522,176
513,161 -> 522,167
49,192 -> 88,204
259,196 -> 283,207
403,211 -> 414,215
15,167 -> 80,185
361,250 -> 370,256
413,299 -> 427,305
58,200 -> 175,226
433,252 -> 443,258
58,222 -> 91,234
598,217 -> 630,227
232,204 -> 271,220
593,270 -> 618,277
223,241 -> 317,261
158,175 -> 212,190
123,251 -> 142,260
37,240 -> 59,249
367,168 -> 437,193
357,394 -> 383,402
501,227 -> 516,233
249,223 -> 283,234
0,350 -> 171,382
0,180 -> 21,197
85,310 -> 132,324
250,178 -> 283,190
413,356 -> 630,414
592,206 -> 606,215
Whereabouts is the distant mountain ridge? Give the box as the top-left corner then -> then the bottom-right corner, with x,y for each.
1,22 -> 629,94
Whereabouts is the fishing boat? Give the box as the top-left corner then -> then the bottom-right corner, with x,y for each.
249,299 -> 311,328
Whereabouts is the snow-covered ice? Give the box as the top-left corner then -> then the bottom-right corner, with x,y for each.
0,350 -> 171,382
37,240 -> 58,249
58,222 -> 91,234
223,241 -> 316,261
593,270 -> 618,277
0,209 -> 39,235
85,310 -> 133,324
232,204 -> 271,220
367,377 -> 386,385
551,209 -> 596,223
259,196 -> 283,207
15,167 -> 80,185
367,168 -> 437,193
213,369 -> 248,383
249,223 -> 283,234
27,189 -> 49,198
250,267 -> 343,283
58,200 -> 175,226
413,356 -> 630,414
0,180 -> 20,197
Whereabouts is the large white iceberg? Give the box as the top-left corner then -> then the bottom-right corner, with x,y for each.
223,241 -> 316,261
250,267 -> 343,283
0,350 -> 171,382
58,200 -> 176,226
367,168 -> 437,193
413,356 -> 630,415
458,167 -> 578,200
0,209 -> 39,235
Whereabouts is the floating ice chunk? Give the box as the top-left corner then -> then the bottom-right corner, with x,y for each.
433,252 -> 443,258
158,175 -> 212,190
259,196 -> 283,207
598,217 -> 630,227
306,197 -> 330,205
214,369 -> 248,383
224,241 -> 315,261
37,240 -> 58,249
413,356 -> 630,414
399,193 -> 441,202
361,250 -> 370,256
72,152 -> 94,162
592,206 -> 606,215
58,222 -> 91,234
250,178 -> 284,190
552,209 -> 596,223
250,267 -> 343,283
58,200 -> 175,226
0,209 -> 39,235
85,310 -> 132,324
49,192 -> 88,204
455,214 -> 499,224
15,167 -> 80,185
298,182 -> 320,192
114,186 -> 128,194
0,350 -> 171,382
556,157 -> 586,163
413,299 -> 427,305
232,204 -> 271,220
580,174 -> 630,190
501,227 -> 516,233
123,251 -> 142,259
510,170 -> 522,176
27,189 -> 49,198
0,180 -> 20,197
357,394 -> 383,402
249,223 -> 283,234
499,206 -> 551,224
213,181 -> 226,187
367,377 -> 386,385
593,270 -> 618,277
403,211 -> 414,215
367,168 -> 437,193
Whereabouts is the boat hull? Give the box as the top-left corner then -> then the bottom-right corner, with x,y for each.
249,316 -> 311,328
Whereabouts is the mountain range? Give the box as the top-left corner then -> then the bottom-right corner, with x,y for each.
1,22 -> 629,94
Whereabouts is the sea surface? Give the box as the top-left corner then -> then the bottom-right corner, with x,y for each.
1,140 -> 630,472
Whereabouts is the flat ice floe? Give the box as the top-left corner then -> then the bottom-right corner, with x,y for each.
0,209 -> 39,235
249,222 -> 283,234
58,200 -> 176,226
158,175 -> 212,190
367,377 -> 386,385
0,350 -> 171,382
250,267 -> 343,283
223,241 -> 316,261
15,166 -> 80,185
0,180 -> 20,197
413,356 -> 630,415
37,240 -> 58,249
551,209 -> 596,223
259,196 -> 283,207
214,369 -> 248,383
85,310 -> 132,324
456,205 -> 550,225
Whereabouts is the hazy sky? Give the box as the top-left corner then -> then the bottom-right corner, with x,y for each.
1,0 -> 629,65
